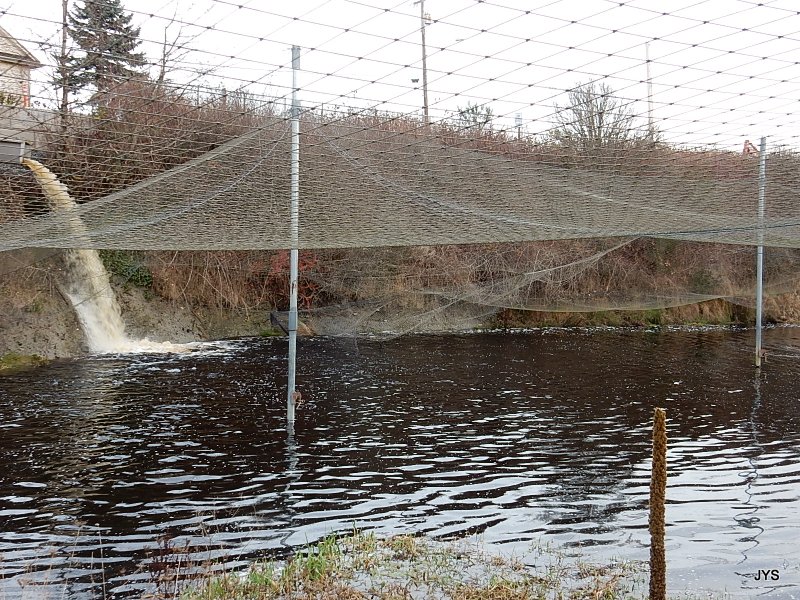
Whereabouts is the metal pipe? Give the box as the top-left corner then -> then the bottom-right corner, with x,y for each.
0,140 -> 26,164
287,46 -> 301,422
755,136 -> 766,368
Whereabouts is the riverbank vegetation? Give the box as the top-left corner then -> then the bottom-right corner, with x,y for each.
178,531 -> 647,600
3,77 -> 800,344
99,238 -> 800,334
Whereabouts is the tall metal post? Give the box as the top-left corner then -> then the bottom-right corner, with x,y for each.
418,0 -> 430,126
287,46 -> 301,423
755,136 -> 767,368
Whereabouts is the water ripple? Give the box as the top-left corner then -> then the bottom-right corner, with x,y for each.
1,329 -> 799,598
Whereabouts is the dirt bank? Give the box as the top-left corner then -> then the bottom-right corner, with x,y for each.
2,248 -> 799,360
0,251 -> 279,358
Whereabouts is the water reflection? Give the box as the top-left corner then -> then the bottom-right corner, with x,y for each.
1,329 -> 799,598
732,372 -> 765,581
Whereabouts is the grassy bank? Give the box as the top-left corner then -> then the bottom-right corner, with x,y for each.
109,240 -> 800,336
3,84 -> 800,343
179,531 -> 647,600
492,299 -> 755,329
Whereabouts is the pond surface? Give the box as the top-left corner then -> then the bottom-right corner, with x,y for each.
1,328 -> 799,598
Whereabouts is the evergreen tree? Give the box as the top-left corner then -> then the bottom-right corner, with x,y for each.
66,0 -> 145,96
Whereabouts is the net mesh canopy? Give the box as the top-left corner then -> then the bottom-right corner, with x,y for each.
3,0 -> 800,332
0,117 -> 795,251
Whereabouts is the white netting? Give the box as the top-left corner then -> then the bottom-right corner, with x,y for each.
0,114 -> 796,250
2,0 -> 800,331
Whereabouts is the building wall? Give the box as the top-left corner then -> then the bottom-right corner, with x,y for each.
0,106 -> 56,148
0,63 -> 32,107
0,33 -> 22,56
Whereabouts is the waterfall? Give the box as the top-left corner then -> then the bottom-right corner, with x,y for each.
61,248 -> 132,353
22,159 -> 184,354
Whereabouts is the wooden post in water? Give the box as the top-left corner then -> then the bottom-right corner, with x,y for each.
649,407 -> 667,600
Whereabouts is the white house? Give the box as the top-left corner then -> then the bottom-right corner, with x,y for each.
0,25 -> 42,107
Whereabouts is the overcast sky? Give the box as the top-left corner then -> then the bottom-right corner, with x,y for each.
3,0 -> 800,148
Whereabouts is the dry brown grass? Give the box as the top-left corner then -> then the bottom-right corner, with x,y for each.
121,238 -> 800,333
180,532 -> 646,600
146,249 -> 325,311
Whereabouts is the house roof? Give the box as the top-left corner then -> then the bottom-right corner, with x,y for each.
0,24 -> 43,69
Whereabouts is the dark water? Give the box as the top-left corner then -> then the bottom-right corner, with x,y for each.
1,328 -> 799,598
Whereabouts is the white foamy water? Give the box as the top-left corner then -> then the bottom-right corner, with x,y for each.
114,338 -> 198,353
23,159 -> 184,355
61,248 -> 131,353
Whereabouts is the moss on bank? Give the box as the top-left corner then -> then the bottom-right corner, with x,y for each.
0,352 -> 47,372
492,299 -> 757,329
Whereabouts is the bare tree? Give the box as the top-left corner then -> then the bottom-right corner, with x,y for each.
455,101 -> 493,133
551,81 -> 652,153
155,8 -> 202,86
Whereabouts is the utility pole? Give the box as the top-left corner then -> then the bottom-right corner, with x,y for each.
646,42 -> 654,140
287,46 -> 301,423
55,0 -> 70,146
415,0 -> 430,126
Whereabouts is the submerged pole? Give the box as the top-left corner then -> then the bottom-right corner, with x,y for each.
755,137 -> 766,368
287,45 -> 301,424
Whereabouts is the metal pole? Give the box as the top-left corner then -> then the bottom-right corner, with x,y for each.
287,46 -> 301,423
755,136 -> 766,368
419,0 -> 429,126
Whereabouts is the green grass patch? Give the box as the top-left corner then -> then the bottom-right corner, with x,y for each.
259,326 -> 284,337
181,531 -> 651,600
99,250 -> 153,288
